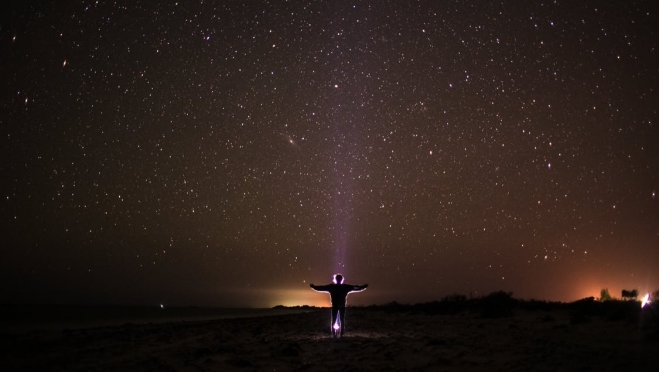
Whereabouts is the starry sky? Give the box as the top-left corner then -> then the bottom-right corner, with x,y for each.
2,0 -> 658,308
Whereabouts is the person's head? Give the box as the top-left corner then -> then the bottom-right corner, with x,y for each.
333,274 -> 344,284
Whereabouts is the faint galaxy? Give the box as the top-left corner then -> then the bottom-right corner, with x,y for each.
1,1 -> 658,307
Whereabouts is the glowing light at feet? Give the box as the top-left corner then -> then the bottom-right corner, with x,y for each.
333,310 -> 341,332
641,293 -> 650,308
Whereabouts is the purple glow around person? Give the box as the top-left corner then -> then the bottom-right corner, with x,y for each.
310,274 -> 368,337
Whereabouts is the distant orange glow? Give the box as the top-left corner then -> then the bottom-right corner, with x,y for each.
263,289 -> 329,308
211,287 -> 329,308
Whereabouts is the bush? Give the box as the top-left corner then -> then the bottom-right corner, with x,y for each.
652,290 -> 659,306
621,289 -> 638,300
481,291 -> 515,318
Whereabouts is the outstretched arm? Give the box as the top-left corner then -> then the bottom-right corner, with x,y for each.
310,283 -> 331,292
350,284 -> 368,292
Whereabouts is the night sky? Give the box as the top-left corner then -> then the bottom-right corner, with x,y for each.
2,1 -> 658,308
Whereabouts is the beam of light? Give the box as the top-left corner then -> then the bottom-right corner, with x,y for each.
330,120 -> 356,275
641,293 -> 650,308
332,191 -> 350,274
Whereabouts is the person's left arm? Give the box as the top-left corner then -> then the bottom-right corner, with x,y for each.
350,284 -> 368,292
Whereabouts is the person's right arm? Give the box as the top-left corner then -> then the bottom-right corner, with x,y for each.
310,284 -> 331,292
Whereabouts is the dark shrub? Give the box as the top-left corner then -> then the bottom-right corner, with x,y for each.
481,291 -> 515,318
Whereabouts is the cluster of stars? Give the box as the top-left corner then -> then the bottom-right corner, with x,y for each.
1,0 -> 657,305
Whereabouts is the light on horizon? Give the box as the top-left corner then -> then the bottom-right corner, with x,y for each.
641,293 -> 650,308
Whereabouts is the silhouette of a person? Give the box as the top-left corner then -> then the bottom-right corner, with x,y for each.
310,274 -> 368,336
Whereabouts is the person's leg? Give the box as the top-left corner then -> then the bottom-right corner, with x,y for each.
331,307 -> 339,335
339,307 -> 346,335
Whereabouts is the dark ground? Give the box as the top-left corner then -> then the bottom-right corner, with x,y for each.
2,298 -> 658,371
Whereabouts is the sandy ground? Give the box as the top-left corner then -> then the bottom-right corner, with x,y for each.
2,306 -> 657,371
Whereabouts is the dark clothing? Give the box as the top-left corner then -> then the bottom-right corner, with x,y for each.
310,283 -> 367,307
310,283 -> 368,335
